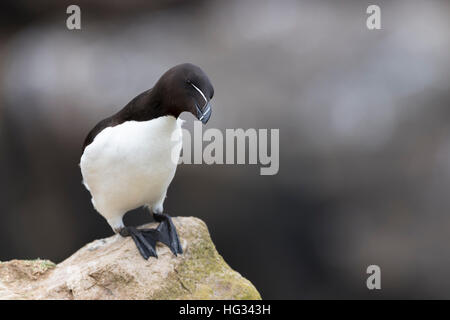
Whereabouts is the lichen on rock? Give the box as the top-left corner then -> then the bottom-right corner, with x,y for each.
0,217 -> 261,300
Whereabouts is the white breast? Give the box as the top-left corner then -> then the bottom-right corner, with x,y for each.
80,115 -> 183,225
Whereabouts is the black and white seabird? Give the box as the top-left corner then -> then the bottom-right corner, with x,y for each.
80,63 -> 214,259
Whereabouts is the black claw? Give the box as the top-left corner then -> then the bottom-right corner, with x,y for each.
121,226 -> 158,260
118,215 -> 183,260
154,213 -> 183,255
156,220 -> 177,256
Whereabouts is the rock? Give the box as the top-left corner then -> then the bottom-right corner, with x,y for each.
0,217 -> 261,300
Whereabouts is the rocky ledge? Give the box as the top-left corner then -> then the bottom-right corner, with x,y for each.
0,217 -> 261,300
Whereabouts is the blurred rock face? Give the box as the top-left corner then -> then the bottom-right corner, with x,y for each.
1,0 -> 450,298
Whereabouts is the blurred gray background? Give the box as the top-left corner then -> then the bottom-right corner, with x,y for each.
1,0 -> 449,299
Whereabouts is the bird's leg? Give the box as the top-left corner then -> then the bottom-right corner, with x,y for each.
151,213 -> 183,256
118,226 -> 158,260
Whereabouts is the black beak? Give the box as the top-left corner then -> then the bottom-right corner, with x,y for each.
196,101 -> 212,124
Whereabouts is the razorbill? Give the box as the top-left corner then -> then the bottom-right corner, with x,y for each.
80,63 -> 214,259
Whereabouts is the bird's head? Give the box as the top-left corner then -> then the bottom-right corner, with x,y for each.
154,63 -> 214,124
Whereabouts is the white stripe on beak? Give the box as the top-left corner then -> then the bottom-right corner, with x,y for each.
190,83 -> 208,104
